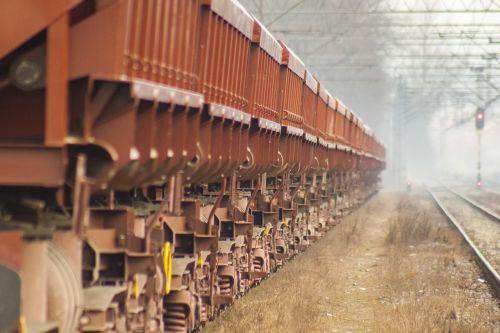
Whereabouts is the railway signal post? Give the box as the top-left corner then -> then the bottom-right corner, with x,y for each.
475,108 -> 485,186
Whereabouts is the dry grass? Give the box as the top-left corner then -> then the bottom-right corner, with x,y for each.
203,206 -> 367,333
340,213 -> 361,247
203,193 -> 500,333
380,194 -> 500,333
385,194 -> 463,247
385,195 -> 433,245
380,244 -> 499,333
379,296 -> 498,333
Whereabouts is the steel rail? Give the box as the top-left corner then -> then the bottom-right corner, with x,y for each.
482,187 -> 500,198
427,187 -> 500,298
441,184 -> 500,223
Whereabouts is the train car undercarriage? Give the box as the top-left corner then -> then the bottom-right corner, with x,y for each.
0,1 -> 385,332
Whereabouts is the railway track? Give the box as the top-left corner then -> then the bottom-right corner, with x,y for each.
472,188 -> 500,216
444,185 -> 500,222
427,186 -> 500,298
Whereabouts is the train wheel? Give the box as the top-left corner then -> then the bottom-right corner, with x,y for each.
46,243 -> 83,333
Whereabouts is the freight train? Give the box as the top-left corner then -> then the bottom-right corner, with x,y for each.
0,0 -> 385,332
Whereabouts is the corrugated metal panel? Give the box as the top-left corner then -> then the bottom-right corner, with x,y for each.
211,0 -> 253,39
305,70 -> 318,93
254,17 -> 282,63
280,41 -> 305,78
336,98 -> 347,115
319,86 -> 328,104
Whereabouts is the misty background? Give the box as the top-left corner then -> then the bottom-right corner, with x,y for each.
239,0 -> 500,190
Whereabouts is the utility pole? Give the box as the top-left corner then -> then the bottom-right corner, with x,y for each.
476,66 -> 483,187
392,81 -> 407,191
477,131 -> 482,186
475,108 -> 485,186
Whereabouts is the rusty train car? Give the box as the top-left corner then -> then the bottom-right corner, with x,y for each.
0,0 -> 385,332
